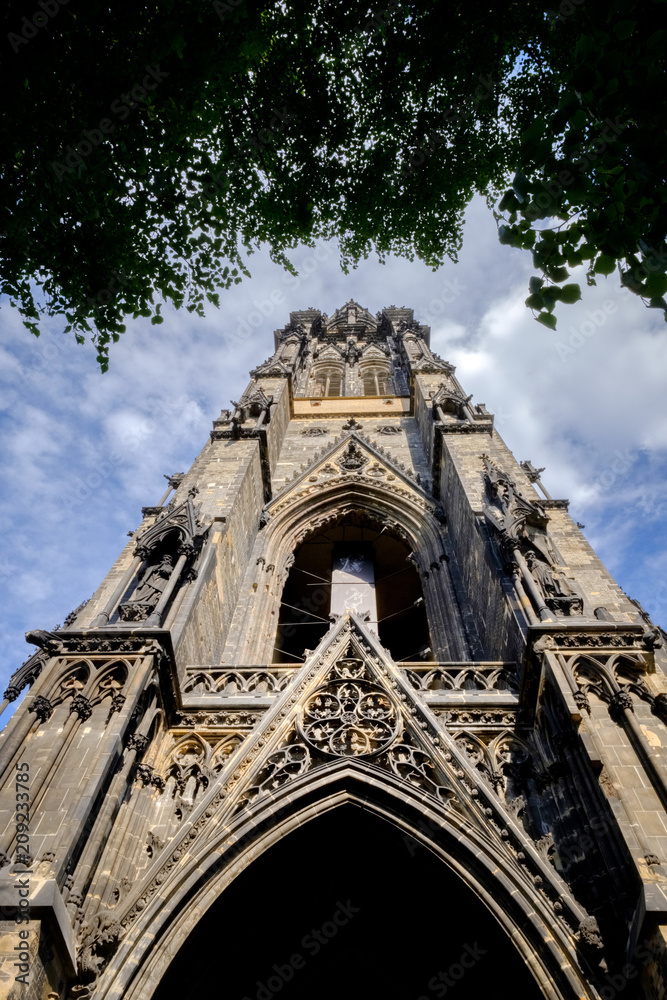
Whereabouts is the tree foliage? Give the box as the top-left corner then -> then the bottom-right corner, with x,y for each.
1,0 -> 665,367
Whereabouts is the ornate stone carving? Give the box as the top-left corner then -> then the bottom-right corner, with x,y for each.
573,690 -> 590,713
531,629 -> 646,652
481,455 -> 549,551
386,741 -> 458,806
135,764 -> 156,786
106,691 -> 126,720
183,668 -> 297,697
237,743 -> 310,810
127,734 -> 150,755
404,662 -> 518,694
164,472 -> 185,490
301,426 -> 329,436
651,692 -> 667,723
63,598 -> 90,628
3,650 -> 46,702
69,695 -> 93,722
119,553 -> 174,620
375,425 -> 401,435
609,689 -> 634,719
575,915 -> 604,951
298,678 -> 399,757
146,831 -> 165,858
525,550 -> 583,616
30,695 -> 54,722
440,708 -> 518,728
336,440 -> 369,472
77,911 -> 124,983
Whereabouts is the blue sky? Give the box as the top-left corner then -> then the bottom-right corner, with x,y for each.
1,195 -> 666,702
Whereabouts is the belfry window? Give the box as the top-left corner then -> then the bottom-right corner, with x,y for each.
360,362 -> 393,396
274,514 -> 432,663
311,363 -> 343,397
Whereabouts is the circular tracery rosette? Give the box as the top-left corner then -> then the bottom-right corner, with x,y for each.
298,679 -> 400,758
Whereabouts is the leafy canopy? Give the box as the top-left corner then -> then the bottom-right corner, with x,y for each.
1,0 -> 665,367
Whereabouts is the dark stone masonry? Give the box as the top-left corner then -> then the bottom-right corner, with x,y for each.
1,301 -> 666,999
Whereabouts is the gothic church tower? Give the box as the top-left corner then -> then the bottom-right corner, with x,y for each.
1,302 -> 667,1000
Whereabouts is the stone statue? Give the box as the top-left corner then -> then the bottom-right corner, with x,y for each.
119,553 -> 174,620
525,550 -> 582,615
525,551 -> 572,599
131,553 -> 174,606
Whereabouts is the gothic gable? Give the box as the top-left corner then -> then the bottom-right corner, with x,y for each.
268,432 -> 435,519
94,614 -> 601,1000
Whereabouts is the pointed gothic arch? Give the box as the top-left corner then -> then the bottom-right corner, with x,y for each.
240,473 -> 471,662
273,511 -> 432,664
97,760 -> 599,1000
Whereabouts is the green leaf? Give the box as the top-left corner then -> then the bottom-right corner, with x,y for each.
512,173 -> 532,204
536,312 -> 557,330
613,20 -> 635,40
594,254 -> 616,275
498,226 -> 516,246
541,286 -> 562,311
645,273 -> 667,298
498,190 -> 521,214
560,283 -> 582,304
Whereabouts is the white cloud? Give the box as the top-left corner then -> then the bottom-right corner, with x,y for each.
0,198 -> 665,700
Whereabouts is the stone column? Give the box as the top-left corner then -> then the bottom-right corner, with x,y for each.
91,555 -> 143,627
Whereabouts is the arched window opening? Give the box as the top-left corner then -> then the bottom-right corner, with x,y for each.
310,363 -> 344,397
359,361 -> 393,396
274,514 -> 432,663
152,808 -> 546,1000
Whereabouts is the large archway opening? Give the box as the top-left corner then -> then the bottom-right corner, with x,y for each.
273,513 -> 432,664
152,806 -> 546,1000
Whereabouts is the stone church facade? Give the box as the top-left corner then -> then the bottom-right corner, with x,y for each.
1,301 -> 666,999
